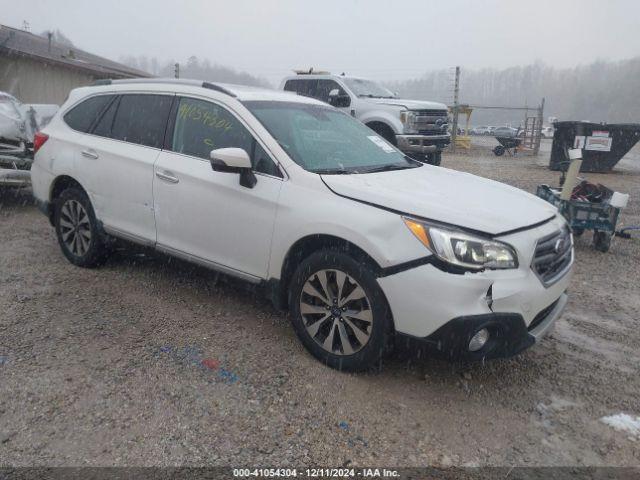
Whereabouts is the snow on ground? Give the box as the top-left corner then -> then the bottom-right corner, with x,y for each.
600,413 -> 640,438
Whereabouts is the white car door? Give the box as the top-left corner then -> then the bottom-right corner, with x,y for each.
153,96 -> 284,281
72,93 -> 174,243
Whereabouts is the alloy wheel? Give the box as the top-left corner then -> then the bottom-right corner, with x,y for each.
59,199 -> 92,257
299,269 -> 373,355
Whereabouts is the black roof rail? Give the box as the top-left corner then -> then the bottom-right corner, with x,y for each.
202,82 -> 237,98
90,78 -> 236,97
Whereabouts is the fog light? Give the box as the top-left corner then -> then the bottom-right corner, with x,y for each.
468,328 -> 490,352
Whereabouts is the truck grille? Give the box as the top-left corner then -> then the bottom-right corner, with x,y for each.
413,109 -> 448,117
410,109 -> 449,135
531,227 -> 573,286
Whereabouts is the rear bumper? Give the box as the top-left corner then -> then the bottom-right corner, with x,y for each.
397,293 -> 567,361
396,134 -> 451,154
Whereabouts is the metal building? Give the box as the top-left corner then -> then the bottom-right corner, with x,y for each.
0,24 -> 149,104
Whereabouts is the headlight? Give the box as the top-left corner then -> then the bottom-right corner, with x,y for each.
403,217 -> 518,270
400,110 -> 418,134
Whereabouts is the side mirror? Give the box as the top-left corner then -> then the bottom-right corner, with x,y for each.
328,89 -> 351,108
210,147 -> 256,188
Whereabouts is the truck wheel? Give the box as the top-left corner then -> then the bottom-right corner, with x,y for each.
367,122 -> 397,146
288,250 -> 393,372
593,231 -> 611,252
54,187 -> 109,267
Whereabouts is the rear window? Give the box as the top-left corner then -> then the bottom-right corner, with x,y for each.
110,94 -> 173,148
63,95 -> 113,133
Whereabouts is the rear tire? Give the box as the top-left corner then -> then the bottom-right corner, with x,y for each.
288,250 -> 393,372
54,187 -> 109,267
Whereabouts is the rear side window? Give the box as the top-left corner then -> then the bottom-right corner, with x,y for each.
111,94 -> 173,148
91,96 -> 119,138
284,79 -> 318,99
64,95 -> 113,133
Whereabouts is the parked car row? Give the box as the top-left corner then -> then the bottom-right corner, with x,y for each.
30,78 -> 573,371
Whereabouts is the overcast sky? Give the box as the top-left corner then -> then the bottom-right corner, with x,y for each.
2,0 -> 639,83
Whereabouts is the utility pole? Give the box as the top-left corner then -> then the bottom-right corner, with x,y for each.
174,63 -> 180,79
534,97 -> 545,155
451,66 -> 460,153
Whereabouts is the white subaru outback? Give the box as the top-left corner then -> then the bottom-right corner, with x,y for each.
31,79 -> 573,371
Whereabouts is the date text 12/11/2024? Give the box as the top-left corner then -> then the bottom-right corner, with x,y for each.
233,468 -> 400,478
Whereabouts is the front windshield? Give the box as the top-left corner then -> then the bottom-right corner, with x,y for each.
341,78 -> 395,99
244,101 -> 419,174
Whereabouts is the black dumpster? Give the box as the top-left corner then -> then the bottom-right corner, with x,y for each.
549,121 -> 640,173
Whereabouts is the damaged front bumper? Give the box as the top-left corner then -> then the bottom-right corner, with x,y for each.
396,293 -> 567,361
0,148 -> 32,187
378,215 -> 573,361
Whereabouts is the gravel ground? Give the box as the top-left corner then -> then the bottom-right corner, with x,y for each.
1,142 -> 639,467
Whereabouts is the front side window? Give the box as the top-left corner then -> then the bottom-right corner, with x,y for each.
64,95 -> 114,133
110,94 -> 173,148
245,101 -> 419,174
169,97 -> 281,177
315,80 -> 347,103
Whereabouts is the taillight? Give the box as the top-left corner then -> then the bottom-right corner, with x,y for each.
33,132 -> 49,154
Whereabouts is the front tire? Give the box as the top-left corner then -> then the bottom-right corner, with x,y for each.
288,250 -> 392,371
54,187 -> 109,267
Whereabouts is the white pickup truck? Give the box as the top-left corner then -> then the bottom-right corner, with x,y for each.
280,72 -> 450,165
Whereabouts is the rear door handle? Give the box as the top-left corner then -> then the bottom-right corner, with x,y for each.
81,149 -> 99,160
155,170 -> 179,184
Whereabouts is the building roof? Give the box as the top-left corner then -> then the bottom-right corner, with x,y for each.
0,24 -> 150,79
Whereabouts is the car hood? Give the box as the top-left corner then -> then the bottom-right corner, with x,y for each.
321,165 -> 558,235
370,98 -> 448,111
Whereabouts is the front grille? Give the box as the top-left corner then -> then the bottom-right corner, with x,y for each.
418,128 -> 448,136
531,227 -> 573,286
413,109 -> 448,117
528,299 -> 559,332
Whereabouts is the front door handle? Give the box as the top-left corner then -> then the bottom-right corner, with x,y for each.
155,170 -> 179,184
81,149 -> 99,160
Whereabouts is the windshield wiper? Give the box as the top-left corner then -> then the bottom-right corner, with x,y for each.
359,163 -> 419,173
312,167 -> 351,174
